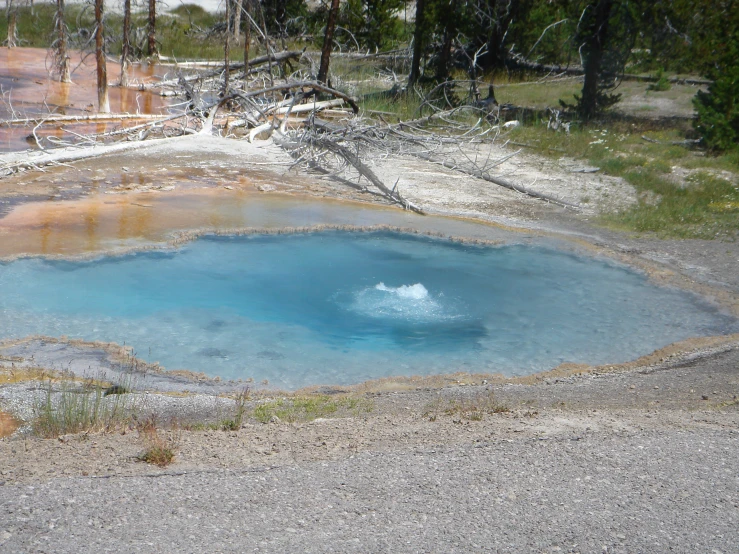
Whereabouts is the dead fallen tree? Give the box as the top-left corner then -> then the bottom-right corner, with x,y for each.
280,107 -> 580,211
0,132 -> 197,176
2,113 -> 169,126
228,81 -> 360,114
408,150 -> 579,209
274,129 -> 424,213
2,60 -> 579,214
132,50 -> 304,93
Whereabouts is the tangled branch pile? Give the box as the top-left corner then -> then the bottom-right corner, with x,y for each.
2,51 -> 579,211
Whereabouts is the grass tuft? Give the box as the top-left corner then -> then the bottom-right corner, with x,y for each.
253,394 -> 373,423
136,415 -> 179,467
218,387 -> 250,431
424,389 -> 509,422
33,376 -> 138,438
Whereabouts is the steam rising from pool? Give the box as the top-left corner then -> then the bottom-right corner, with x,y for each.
0,231 -> 735,389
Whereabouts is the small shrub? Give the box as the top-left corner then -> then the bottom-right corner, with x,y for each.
137,416 -> 179,467
647,68 -> 671,92
219,387 -> 250,430
169,3 -> 209,19
138,441 -> 177,467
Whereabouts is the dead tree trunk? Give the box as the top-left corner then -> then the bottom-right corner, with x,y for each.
5,1 -> 17,48
243,0 -> 250,87
317,0 -> 340,84
94,0 -> 110,113
120,0 -> 131,86
55,0 -> 71,82
147,0 -> 158,58
224,0 -> 231,93
232,0 -> 242,43
408,0 -> 424,87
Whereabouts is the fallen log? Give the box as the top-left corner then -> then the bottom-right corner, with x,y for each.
3,113 -> 170,125
408,150 -> 579,209
134,50 -> 304,91
274,131 -> 424,214
0,134 -> 195,176
230,81 -> 360,114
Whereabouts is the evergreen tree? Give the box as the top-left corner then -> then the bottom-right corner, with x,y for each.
691,0 -> 739,151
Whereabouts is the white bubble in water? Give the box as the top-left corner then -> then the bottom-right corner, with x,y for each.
349,282 -> 454,323
374,282 -> 429,300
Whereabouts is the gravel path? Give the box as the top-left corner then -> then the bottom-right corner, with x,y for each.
1,428 -> 737,553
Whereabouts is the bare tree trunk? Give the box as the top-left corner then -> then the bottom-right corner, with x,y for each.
317,0 -> 340,84
94,0 -> 110,113
243,0 -> 250,87
275,0 -> 287,48
232,0 -> 242,43
224,0 -> 231,94
147,0 -> 157,58
256,2 -> 274,88
408,0 -> 425,87
435,0 -> 457,82
580,0 -> 614,120
436,31 -> 453,81
120,0 -> 131,86
6,1 -> 17,48
55,0 -> 71,82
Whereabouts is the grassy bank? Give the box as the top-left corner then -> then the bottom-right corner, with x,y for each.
507,123 -> 738,239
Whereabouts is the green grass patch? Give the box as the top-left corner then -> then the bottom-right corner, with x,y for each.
603,172 -> 739,239
507,123 -> 738,239
33,377 -> 137,438
253,394 -> 373,423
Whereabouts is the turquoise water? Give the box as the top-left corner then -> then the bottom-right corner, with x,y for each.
0,231 -> 735,388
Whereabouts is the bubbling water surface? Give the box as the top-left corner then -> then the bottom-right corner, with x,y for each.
0,231 -> 735,389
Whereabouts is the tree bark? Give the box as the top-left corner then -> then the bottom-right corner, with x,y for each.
579,0 -> 614,120
317,0 -> 340,84
147,0 -> 158,58
6,3 -> 17,48
120,0 -> 131,87
243,0 -> 250,87
408,0 -> 425,87
232,0 -> 242,43
479,0 -> 515,70
94,0 -> 110,113
55,0 -> 71,82
435,0 -> 458,81
224,0 -> 231,94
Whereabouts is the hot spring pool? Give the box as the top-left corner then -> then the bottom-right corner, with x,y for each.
0,231 -> 735,388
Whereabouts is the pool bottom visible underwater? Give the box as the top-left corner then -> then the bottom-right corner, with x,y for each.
1,231 -> 736,389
